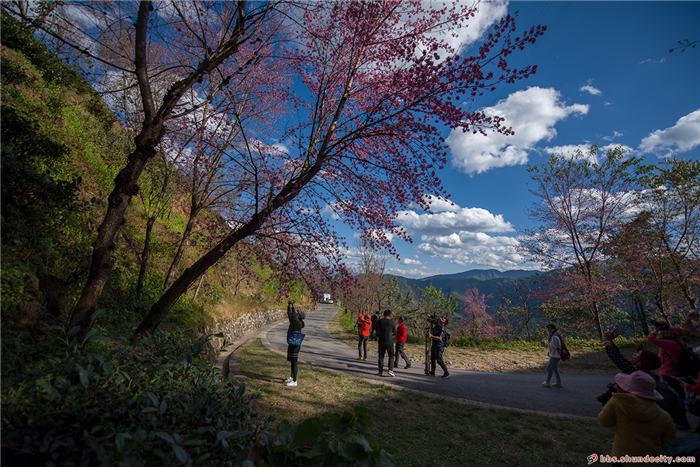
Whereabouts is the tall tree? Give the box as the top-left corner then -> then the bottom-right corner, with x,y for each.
520,145 -> 643,338
12,1 -> 545,337
133,1 -> 545,337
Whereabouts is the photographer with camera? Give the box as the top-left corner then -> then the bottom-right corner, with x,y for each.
428,316 -> 450,378
602,329 -> 687,429
647,320 -> 694,430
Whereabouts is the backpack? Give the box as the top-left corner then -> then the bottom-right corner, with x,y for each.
442,330 -> 451,348
554,333 -> 571,361
665,340 -> 700,378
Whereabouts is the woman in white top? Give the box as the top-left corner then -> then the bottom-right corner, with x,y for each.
542,323 -> 563,388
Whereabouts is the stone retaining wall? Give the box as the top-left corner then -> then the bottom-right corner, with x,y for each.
203,308 -> 287,350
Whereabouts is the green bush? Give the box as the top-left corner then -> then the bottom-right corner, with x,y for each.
257,406 -> 398,467
1,323 -> 267,466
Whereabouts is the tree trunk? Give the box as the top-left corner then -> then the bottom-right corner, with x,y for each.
192,274 -> 205,302
69,135 -> 160,336
592,301 -> 603,340
133,213 -> 264,336
164,213 -> 196,290
635,296 -> 650,335
137,215 -> 157,301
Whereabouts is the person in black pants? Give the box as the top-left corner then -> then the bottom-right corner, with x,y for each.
429,317 -> 450,378
375,309 -> 396,377
370,311 -> 379,341
285,300 -> 305,387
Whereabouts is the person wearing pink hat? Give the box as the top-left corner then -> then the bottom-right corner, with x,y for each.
599,372 -> 676,465
602,330 -> 688,429
647,321 -> 693,430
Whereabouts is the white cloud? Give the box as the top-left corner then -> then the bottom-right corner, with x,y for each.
447,1 -> 509,51
640,57 -> 666,65
402,258 -> 423,265
396,205 -> 514,236
386,266 -> 433,277
543,143 -> 635,164
603,131 -> 624,142
415,232 -> 531,270
447,87 -> 589,174
638,109 -> 700,157
580,85 -> 602,96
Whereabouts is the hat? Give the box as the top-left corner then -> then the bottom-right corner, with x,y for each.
297,309 -> 306,320
636,344 -> 660,370
615,372 -> 663,401
668,326 -> 684,338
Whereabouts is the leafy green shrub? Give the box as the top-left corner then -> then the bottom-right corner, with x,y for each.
257,406 -> 398,467
338,312 -> 356,334
1,322 -> 267,466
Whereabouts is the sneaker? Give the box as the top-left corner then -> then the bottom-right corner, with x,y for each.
388,370 -> 395,377
441,373 -> 450,378
429,373 -> 436,377
404,364 -> 411,369
286,380 -> 297,387
356,357 -> 364,360
362,357 -> 367,361
284,377 -> 293,383
376,372 -> 383,376
551,382 -> 563,388
541,380 -> 550,388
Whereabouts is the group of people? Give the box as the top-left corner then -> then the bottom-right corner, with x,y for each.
355,310 -> 450,377
544,308 -> 700,465
285,300 -> 700,464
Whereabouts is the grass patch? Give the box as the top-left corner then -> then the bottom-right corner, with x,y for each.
239,339 -> 614,467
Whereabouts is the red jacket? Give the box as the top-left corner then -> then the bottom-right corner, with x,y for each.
358,314 -> 371,337
395,322 -> 407,343
647,331 -> 684,377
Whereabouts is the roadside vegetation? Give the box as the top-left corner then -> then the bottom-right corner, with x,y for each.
239,339 -> 614,467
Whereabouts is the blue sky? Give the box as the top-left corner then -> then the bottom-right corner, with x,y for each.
337,1 -> 700,279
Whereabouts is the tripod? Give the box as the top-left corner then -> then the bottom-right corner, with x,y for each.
424,326 -> 432,375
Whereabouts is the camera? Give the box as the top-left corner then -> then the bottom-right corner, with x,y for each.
596,382 -> 618,405
650,319 -> 670,331
426,314 -> 441,325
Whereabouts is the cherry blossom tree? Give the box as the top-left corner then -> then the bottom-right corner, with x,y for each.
604,157 -> 700,317
11,1 -> 545,337
520,145 -> 644,338
459,287 -> 502,339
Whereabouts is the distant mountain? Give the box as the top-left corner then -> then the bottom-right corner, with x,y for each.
387,269 -> 544,310
418,269 -> 538,283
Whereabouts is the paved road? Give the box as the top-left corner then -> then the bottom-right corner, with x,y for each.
254,304 -> 617,419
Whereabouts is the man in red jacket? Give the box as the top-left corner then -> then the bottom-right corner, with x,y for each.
356,313 -> 371,361
394,316 -> 411,369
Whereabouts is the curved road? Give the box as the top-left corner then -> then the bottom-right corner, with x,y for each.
232,304 -> 623,419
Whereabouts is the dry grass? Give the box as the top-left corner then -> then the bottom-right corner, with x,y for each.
239,339 -> 615,467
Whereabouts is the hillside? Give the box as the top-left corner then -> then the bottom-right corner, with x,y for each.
388,268 -> 543,309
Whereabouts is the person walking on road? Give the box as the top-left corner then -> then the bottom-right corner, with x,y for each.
370,311 -> 379,341
356,313 -> 371,361
542,323 -> 563,388
376,309 -> 396,377
285,300 -> 305,387
394,316 -> 411,369
428,317 -> 449,378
